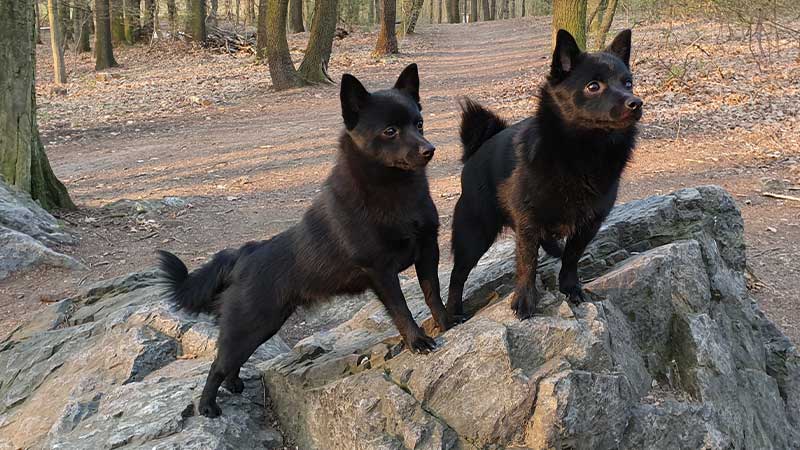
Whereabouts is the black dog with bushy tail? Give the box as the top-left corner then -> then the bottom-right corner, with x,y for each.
158,64 -> 453,418
447,30 -> 643,320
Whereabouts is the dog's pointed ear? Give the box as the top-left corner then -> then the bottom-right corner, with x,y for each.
551,29 -> 582,80
394,63 -> 420,105
340,73 -> 370,130
605,29 -> 632,67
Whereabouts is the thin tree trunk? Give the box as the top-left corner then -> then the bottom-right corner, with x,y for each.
428,0 -> 433,23
110,0 -> 126,43
59,0 -> 73,45
298,0 -> 337,82
405,0 -> 424,32
468,0 -> 476,21
167,0 -> 176,31
499,0 -> 507,19
209,0 -> 218,25
255,0 -> 267,58
374,0 -> 397,55
185,0 -> 206,41
370,0 -> 376,25
437,0 -> 441,23
35,0 -> 43,44
520,0 -> 524,16
480,0 -> 488,20
95,0 -> 117,68
489,0 -> 495,19
446,0 -> 458,22
123,0 -> 139,43
1,0 -> 74,210
264,0 -> 304,89
552,0 -> 586,50
509,0 -> 514,18
48,0 -> 67,84
288,0 -> 304,32
74,0 -> 92,52
246,0 -> 255,26
142,0 -> 155,39
593,0 -> 616,49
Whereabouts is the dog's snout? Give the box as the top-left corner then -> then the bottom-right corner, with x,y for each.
420,142 -> 436,158
625,97 -> 643,110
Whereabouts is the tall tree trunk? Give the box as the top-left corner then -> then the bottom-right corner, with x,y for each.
74,0 -> 92,52
405,0 -> 424,32
489,0 -> 495,19
47,0 -> 67,84
246,0 -> 255,25
264,0 -> 304,89
123,0 -> 140,43
255,0 -> 267,58
370,0 -> 376,25
142,0 -> 155,39
499,0 -> 507,19
35,0 -> 43,44
593,0 -> 616,48
288,0 -> 304,32
208,0 -> 219,25
520,0 -> 524,16
167,0 -> 176,31
59,0 -> 73,45
480,0 -> 488,20
298,0 -> 337,82
1,0 -> 74,210
437,0 -> 441,23
446,0 -> 458,22
509,0 -> 514,18
468,0 -> 476,21
95,0 -> 117,68
185,0 -> 206,41
552,0 -> 586,50
110,0 -> 126,43
374,0 -> 397,55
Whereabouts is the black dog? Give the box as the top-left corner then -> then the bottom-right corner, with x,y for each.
447,30 -> 642,320
158,64 -> 452,417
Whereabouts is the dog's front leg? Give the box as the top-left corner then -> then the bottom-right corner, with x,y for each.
415,232 -> 454,332
370,271 -> 437,353
559,219 -> 603,304
511,225 -> 540,320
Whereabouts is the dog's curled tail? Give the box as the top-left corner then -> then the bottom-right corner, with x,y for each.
157,249 -> 238,315
459,97 -> 508,163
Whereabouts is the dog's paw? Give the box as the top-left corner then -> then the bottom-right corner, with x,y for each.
435,312 -> 463,332
405,332 -> 438,354
223,377 -> 245,394
511,289 -> 537,320
198,400 -> 222,418
560,283 -> 587,305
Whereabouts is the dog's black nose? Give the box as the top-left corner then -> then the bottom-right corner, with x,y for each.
420,143 -> 435,158
625,97 -> 643,110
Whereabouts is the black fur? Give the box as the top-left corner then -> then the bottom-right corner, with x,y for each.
447,30 -> 642,320
158,64 -> 452,418
459,97 -> 508,162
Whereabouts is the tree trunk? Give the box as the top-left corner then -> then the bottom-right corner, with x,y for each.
185,0 -> 206,41
593,0 -> 616,49
123,0 -> 140,43
95,0 -> 117,68
35,0 -> 43,44
47,0 -> 67,84
520,0 -> 524,16
468,0 -> 476,21
481,0 -> 488,20
264,0 -> 304,89
167,0 -> 176,31
586,0 -> 603,32
288,0 -> 304,32
110,0 -> 126,43
446,0 -> 458,22
1,0 -> 74,210
374,0 -> 397,55
59,0 -> 73,45
509,0 -> 514,18
74,0 -> 92,52
298,0 -> 337,81
489,0 -> 495,19
256,0 -> 267,58
437,0 -> 441,23
246,0 -> 255,25
209,0 -> 219,25
499,0 -> 507,19
142,0 -> 155,39
552,0 -> 586,50
405,0 -> 424,32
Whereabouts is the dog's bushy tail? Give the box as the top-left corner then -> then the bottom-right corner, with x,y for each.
157,249 -> 238,315
459,98 -> 508,163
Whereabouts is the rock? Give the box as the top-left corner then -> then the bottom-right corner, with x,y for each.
0,271 -> 289,449
262,186 -> 800,449
0,178 -> 81,280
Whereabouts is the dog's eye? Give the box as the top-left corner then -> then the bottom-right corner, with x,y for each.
416,120 -> 424,131
586,81 -> 602,93
383,127 -> 398,138
624,79 -> 633,90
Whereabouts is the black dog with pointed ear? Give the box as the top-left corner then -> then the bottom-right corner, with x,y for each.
158,64 -> 451,419
447,29 -> 643,321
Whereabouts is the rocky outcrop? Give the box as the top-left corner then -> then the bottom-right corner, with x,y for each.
0,178 -> 82,280
262,186 -> 800,449
2,185 -> 798,450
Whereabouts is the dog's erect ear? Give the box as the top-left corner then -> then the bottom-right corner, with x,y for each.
340,73 -> 371,130
551,29 -> 582,79
394,63 -> 420,105
605,29 -> 632,67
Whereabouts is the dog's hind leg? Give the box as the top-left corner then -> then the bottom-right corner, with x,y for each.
223,367 -> 244,394
447,200 -> 499,319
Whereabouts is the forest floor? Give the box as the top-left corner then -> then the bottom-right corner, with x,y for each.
2,17 -> 799,345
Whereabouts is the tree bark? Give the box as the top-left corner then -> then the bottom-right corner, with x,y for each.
94,0 -> 117,68
499,0 -> 507,19
374,0 -> 397,55
1,0 -> 74,210
74,0 -> 93,52
552,0 -> 586,50
142,0 -> 155,39
509,0 -> 514,18
288,0 -> 304,32
593,0 -> 617,49
468,0 -> 476,22
185,0 -> 206,42
489,0 -> 495,19
48,0 -> 67,84
298,0 -> 337,82
246,0 -> 255,25
437,0 -> 442,23
480,0 -> 488,20
209,0 -> 219,25
264,0 -> 304,89
59,0 -> 73,45
166,0 -> 176,31
123,0 -> 140,43
110,0 -> 126,43
446,0 -> 458,22
405,0 -> 424,32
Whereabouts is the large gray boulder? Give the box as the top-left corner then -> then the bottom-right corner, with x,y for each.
0,178 -> 82,280
262,186 -> 800,449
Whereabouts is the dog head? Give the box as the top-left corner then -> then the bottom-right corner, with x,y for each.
340,64 -> 435,171
545,29 -> 643,130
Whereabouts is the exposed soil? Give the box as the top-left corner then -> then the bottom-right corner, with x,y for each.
2,17 -> 798,344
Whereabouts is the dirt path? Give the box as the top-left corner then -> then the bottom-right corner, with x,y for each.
3,17 -> 798,344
